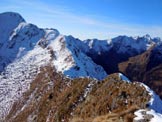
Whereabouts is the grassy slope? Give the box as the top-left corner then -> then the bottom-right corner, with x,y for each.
6,66 -> 150,122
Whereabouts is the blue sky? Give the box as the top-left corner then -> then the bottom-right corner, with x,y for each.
0,0 -> 162,39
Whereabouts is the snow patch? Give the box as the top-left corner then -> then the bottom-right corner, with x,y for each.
46,34 -> 107,80
84,39 -> 111,52
0,46 -> 51,120
140,83 -> 162,114
134,109 -> 162,122
0,22 -> 44,72
118,73 -> 130,82
49,35 -> 75,72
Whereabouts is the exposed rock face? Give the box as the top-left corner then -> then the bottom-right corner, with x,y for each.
84,35 -> 160,74
118,44 -> 162,99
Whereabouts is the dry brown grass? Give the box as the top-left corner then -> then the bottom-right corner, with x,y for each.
5,65 -> 91,122
6,65 -> 58,122
72,74 -> 150,119
71,114 -> 122,122
71,105 -> 139,122
5,66 -> 151,122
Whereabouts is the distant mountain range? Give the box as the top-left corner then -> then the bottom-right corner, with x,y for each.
0,12 -> 162,122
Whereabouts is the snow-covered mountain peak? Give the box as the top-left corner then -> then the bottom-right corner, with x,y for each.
44,34 -> 107,80
0,12 -> 25,21
8,22 -> 44,49
143,34 -> 152,40
111,35 -> 156,53
1,12 -> 162,121
0,12 -> 25,29
83,35 -> 160,55
37,28 -> 59,49
152,37 -> 162,44
48,34 -> 75,71
84,38 -> 112,53
0,12 -> 107,80
0,12 -> 25,45
0,21 -> 45,72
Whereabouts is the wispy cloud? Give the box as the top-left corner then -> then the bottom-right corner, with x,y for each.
0,0 -> 162,39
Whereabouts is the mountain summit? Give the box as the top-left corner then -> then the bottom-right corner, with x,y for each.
0,12 -> 162,122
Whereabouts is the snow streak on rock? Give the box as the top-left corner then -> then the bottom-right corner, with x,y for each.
141,83 -> 162,114
134,109 -> 162,122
